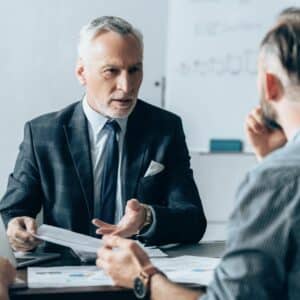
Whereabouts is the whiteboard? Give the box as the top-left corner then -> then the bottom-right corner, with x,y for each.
165,0 -> 300,151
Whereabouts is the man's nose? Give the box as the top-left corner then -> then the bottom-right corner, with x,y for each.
117,72 -> 132,94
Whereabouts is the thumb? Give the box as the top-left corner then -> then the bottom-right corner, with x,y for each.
23,217 -> 37,233
126,199 -> 141,212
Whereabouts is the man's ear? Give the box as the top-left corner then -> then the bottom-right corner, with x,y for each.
75,58 -> 86,86
264,72 -> 283,101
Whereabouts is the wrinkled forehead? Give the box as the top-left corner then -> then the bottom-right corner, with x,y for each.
88,30 -> 143,61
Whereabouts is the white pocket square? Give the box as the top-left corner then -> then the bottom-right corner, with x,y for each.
144,161 -> 165,177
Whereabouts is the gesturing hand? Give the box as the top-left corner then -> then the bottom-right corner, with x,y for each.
92,199 -> 147,238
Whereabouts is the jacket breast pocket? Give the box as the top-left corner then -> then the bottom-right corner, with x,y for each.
137,171 -> 166,205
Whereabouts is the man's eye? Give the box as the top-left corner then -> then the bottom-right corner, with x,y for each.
104,69 -> 118,76
128,66 -> 141,74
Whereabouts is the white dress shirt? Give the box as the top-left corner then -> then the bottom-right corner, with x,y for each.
82,96 -> 127,223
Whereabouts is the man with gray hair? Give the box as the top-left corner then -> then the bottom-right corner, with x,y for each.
95,16 -> 300,300
0,16 -> 206,251
245,6 -> 300,161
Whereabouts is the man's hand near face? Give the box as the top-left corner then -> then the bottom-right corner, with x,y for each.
92,199 -> 149,238
245,106 -> 287,160
7,217 -> 41,252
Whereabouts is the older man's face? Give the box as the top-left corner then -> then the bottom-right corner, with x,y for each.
77,31 -> 143,118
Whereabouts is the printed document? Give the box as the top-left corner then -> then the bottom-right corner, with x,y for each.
35,224 -> 167,257
28,266 -> 112,288
152,255 -> 220,286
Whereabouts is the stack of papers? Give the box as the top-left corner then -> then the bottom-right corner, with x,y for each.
28,266 -> 112,288
152,256 -> 220,286
31,225 -> 219,288
27,255 -> 220,288
35,225 -> 167,258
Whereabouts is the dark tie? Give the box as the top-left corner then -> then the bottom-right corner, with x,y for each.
99,120 -> 120,224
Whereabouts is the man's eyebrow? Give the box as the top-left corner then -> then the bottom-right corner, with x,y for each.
101,62 -> 143,69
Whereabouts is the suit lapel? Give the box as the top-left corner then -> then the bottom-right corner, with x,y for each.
63,103 -> 94,219
122,101 -> 148,202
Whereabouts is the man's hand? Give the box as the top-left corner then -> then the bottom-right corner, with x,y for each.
96,235 -> 152,288
7,217 -> 41,252
0,258 -> 16,287
92,199 -> 147,237
0,258 -> 16,300
245,106 -> 287,160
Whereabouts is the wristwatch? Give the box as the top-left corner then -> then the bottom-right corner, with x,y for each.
141,204 -> 152,229
133,265 -> 164,299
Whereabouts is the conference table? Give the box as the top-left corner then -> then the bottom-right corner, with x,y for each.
10,241 -> 225,300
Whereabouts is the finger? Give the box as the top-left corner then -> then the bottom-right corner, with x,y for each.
103,237 -> 150,267
111,228 -> 133,238
247,115 -> 266,134
126,199 -> 141,211
11,235 -> 39,248
23,217 -> 37,234
10,239 -> 34,252
96,228 -> 116,235
8,217 -> 38,242
103,235 -> 133,249
96,257 -> 103,268
96,257 -> 110,275
92,219 -> 115,228
8,218 -> 26,233
97,245 -> 114,262
14,228 -> 34,243
12,230 -> 40,248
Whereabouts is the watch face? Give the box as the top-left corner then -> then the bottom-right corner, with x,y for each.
133,277 -> 147,299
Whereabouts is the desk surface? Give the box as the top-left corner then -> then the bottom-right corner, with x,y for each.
11,241 -> 225,300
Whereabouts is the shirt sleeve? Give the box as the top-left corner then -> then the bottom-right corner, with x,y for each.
201,166 -> 297,300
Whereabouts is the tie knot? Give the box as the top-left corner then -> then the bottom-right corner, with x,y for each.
105,120 -> 120,133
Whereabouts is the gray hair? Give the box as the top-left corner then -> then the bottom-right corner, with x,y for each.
78,16 -> 143,60
277,7 -> 300,24
260,22 -> 300,98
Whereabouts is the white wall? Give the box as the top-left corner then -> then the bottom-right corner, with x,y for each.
191,153 -> 257,241
165,0 -> 299,151
0,0 -> 168,195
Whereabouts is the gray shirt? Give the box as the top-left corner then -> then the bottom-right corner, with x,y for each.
202,132 -> 300,300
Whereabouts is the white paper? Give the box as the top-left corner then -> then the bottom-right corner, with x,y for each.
152,256 -> 220,286
35,225 -> 103,252
137,242 -> 168,258
28,266 -> 113,288
35,224 -> 167,258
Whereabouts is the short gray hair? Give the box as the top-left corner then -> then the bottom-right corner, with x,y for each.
260,22 -> 300,98
78,16 -> 143,59
277,7 -> 300,24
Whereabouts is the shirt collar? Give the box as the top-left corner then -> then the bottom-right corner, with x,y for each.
290,128 -> 300,143
82,96 -> 127,137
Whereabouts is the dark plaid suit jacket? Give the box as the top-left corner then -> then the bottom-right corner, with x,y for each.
0,99 -> 206,245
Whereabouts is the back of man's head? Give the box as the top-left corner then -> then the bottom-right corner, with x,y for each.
260,22 -> 300,99
277,7 -> 300,24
